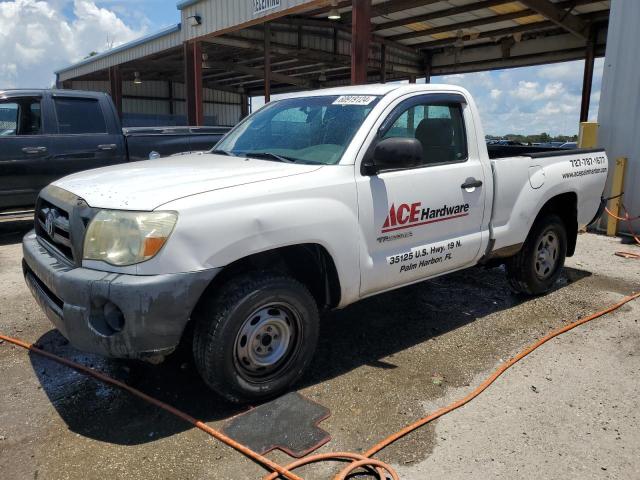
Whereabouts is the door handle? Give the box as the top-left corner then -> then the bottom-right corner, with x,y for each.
461,179 -> 483,189
22,146 -> 47,154
97,144 -> 117,151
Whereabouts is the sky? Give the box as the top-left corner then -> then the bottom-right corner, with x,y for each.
0,0 -> 603,136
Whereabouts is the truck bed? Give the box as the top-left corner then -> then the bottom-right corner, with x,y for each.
487,144 -> 595,159
489,148 -> 608,253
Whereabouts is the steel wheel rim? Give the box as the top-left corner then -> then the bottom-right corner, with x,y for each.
234,303 -> 300,379
534,229 -> 560,279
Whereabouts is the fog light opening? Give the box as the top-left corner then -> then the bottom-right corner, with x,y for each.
89,301 -> 125,336
104,302 -> 125,333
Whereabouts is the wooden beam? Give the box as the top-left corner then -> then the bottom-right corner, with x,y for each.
351,0 -> 371,85
518,0 -> 588,39
108,65 -> 122,119
264,22 -> 271,103
580,27 -> 597,122
183,41 -> 203,126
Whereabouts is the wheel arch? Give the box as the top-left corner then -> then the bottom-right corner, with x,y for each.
532,191 -> 578,256
197,243 -> 342,312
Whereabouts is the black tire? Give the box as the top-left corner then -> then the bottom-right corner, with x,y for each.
506,214 -> 567,295
192,272 -> 319,403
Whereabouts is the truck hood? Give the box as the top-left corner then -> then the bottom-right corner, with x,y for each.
53,154 -> 323,210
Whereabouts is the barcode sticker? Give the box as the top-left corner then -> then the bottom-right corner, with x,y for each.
332,95 -> 377,106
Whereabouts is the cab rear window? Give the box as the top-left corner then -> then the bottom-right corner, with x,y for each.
54,97 -> 107,134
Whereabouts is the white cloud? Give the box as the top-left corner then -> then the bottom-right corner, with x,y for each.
0,0 -> 145,88
510,80 -> 565,101
432,58 -> 605,136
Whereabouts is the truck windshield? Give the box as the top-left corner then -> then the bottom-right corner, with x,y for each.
215,95 -> 381,165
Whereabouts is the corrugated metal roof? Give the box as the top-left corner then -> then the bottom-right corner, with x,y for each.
56,0 -> 610,91
56,23 -> 182,77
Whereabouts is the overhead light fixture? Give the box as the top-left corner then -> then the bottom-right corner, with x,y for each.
134,72 -> 142,85
327,0 -> 340,20
187,15 -> 202,27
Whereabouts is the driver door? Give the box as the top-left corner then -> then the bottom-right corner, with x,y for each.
356,93 -> 487,297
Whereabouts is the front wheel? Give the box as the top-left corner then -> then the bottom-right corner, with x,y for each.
506,214 -> 567,295
192,272 -> 319,403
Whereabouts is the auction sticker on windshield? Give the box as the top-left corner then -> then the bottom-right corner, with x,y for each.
333,95 -> 377,106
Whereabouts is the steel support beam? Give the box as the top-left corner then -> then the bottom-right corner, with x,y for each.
580,27 -> 597,122
205,60 -> 312,88
518,0 -> 588,39
375,0 -> 510,32
241,93 -> 249,119
264,23 -> 271,103
412,10 -> 607,50
184,41 -> 203,126
380,44 -> 387,83
108,66 -> 123,119
202,35 -> 421,76
424,52 -> 432,83
389,10 -> 537,42
351,0 -> 371,85
343,0 -> 443,23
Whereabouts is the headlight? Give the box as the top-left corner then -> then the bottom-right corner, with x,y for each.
83,210 -> 177,266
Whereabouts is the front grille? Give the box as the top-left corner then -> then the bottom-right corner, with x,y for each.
35,197 -> 74,262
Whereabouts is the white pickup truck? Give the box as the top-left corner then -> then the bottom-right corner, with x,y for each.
22,84 -> 608,402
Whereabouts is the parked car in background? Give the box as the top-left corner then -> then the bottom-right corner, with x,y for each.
0,89 -> 230,212
560,142 -> 578,149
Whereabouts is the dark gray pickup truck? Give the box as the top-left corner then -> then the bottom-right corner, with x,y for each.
0,89 -> 230,212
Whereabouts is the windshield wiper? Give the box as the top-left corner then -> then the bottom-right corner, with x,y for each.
210,149 -> 235,156
244,152 -> 297,163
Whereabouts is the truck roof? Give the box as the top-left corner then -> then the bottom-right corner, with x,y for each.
282,83 -> 468,99
0,89 -> 109,99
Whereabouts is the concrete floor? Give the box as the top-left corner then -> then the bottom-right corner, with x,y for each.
0,220 -> 639,480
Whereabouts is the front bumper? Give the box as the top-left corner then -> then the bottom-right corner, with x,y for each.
22,230 -> 220,359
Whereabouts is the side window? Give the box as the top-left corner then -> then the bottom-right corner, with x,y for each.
0,103 -> 18,136
382,101 -> 468,166
54,97 -> 107,134
0,99 -> 42,136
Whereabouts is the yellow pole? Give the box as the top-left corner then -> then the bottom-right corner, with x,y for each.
607,157 -> 627,236
578,122 -> 598,148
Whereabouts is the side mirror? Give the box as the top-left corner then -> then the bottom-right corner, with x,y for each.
362,137 -> 423,175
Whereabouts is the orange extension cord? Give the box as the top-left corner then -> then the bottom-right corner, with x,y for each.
604,199 -> 640,245
1,291 -> 639,480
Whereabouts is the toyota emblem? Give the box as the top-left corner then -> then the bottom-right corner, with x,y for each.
45,210 -> 58,237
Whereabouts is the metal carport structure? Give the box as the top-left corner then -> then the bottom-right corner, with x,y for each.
55,0 -> 610,128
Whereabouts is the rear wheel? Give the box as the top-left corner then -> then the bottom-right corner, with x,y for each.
192,272 -> 319,403
506,214 -> 567,295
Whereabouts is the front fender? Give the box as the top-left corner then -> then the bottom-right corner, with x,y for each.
139,168 -> 361,306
